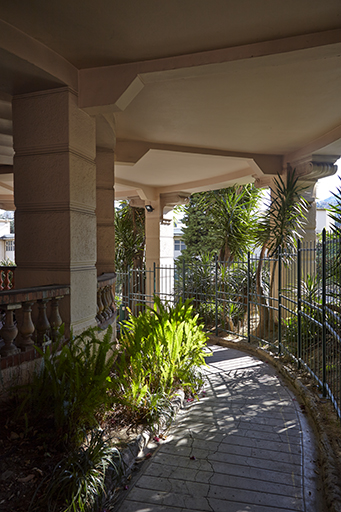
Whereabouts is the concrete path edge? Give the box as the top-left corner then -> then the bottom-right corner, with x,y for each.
105,389 -> 185,502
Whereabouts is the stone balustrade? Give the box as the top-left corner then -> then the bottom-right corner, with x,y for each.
0,284 -> 70,359
96,273 -> 116,328
0,266 -> 15,290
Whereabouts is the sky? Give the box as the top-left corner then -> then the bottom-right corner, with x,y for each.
315,157 -> 341,200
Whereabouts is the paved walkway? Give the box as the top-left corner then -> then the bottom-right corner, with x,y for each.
115,344 -> 326,512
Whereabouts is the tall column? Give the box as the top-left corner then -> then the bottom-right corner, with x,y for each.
12,87 -> 97,334
300,184 -> 317,245
96,114 -> 115,276
145,198 -> 161,271
145,198 -> 161,301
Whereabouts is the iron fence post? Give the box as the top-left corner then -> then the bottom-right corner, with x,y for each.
278,246 -> 282,356
247,251 -> 251,343
127,265 -> 131,312
322,228 -> 327,397
297,239 -> 302,369
153,262 -> 156,300
215,254 -> 218,336
182,258 -> 186,302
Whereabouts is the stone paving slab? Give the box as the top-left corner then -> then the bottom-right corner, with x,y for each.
115,345 -> 325,512
145,459 -> 302,488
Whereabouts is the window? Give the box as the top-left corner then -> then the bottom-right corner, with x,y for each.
5,240 -> 14,252
174,240 -> 186,252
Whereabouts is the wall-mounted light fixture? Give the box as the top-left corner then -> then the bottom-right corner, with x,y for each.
145,204 -> 154,213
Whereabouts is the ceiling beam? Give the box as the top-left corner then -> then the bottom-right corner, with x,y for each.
79,29 -> 341,111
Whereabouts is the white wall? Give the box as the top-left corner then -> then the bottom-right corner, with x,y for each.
0,219 -> 10,236
160,208 -> 174,267
316,209 -> 333,233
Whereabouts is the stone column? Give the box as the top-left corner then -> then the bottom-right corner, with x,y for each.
96,114 -> 115,276
12,87 -> 97,335
145,198 -> 161,300
145,198 -> 161,271
300,183 -> 317,245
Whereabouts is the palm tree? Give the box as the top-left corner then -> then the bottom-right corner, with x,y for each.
115,202 -> 145,315
327,177 -> 341,233
180,184 -> 261,265
115,201 -> 145,273
207,185 -> 261,264
255,170 -> 308,334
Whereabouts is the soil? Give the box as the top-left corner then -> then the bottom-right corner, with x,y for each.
0,403 -> 144,512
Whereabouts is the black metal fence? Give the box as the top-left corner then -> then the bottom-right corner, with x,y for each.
116,229 -> 341,420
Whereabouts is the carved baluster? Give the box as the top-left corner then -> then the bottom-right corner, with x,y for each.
36,299 -> 51,345
0,304 -> 21,356
105,285 -> 113,317
0,270 -> 4,291
49,296 -> 63,342
3,269 -> 10,290
103,285 -> 111,318
102,286 -> 110,319
101,286 -> 110,319
16,301 -> 35,351
11,269 -> 15,290
96,287 -> 105,323
101,286 -> 108,320
109,283 -> 115,314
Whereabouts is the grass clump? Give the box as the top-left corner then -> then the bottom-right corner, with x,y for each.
30,429 -> 121,512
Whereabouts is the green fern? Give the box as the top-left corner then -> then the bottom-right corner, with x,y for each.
13,325 -> 118,447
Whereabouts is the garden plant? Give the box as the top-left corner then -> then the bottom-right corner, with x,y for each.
2,298 -> 210,512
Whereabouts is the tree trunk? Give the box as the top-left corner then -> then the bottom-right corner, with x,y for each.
255,244 -> 270,337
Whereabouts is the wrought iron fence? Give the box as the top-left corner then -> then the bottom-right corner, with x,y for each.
116,229 -> 341,421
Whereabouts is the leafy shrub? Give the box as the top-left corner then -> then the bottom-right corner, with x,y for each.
13,325 -> 117,447
116,296 -> 210,418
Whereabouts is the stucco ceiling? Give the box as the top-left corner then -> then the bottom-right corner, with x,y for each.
116,46 -> 341,155
0,0 -> 340,204
0,0 -> 340,67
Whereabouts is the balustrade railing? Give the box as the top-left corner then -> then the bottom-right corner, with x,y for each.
96,273 -> 116,328
0,284 -> 70,359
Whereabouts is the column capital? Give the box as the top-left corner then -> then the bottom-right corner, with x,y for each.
160,192 -> 190,223
95,113 -> 116,151
129,192 -> 190,223
287,154 -> 339,186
